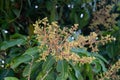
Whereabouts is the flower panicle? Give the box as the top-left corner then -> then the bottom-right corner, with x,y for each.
33,17 -> 116,64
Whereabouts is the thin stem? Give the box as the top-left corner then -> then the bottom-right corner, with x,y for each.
27,55 -> 34,80
40,68 -> 52,80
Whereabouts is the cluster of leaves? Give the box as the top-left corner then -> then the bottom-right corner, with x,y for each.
0,0 -> 120,80
0,0 -> 99,38
0,18 -> 116,80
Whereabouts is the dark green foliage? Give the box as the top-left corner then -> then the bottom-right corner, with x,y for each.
0,0 -> 120,80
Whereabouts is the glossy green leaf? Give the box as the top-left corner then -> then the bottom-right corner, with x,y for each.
98,59 -> 107,72
36,71 -> 45,80
10,33 -> 27,40
23,47 -> 39,56
44,69 -> 55,80
11,46 -> 39,69
74,69 -> 83,80
36,56 -> 55,80
11,55 -> 31,69
56,60 -> 68,80
27,0 -> 31,7
4,77 -> 18,80
42,56 -> 55,72
69,62 -> 84,80
0,39 -> 25,50
91,61 -> 101,73
71,48 -> 91,56
86,64 -> 94,80
12,9 -> 20,17
93,53 -> 108,64
68,70 -> 77,80
106,45 -> 114,58
23,62 -> 41,77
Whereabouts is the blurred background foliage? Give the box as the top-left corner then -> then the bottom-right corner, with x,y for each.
0,0 -> 120,80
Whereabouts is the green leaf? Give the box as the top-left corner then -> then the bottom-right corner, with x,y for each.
27,0 -> 31,7
44,70 -> 56,80
36,71 -> 44,80
23,47 -> 39,56
106,45 -> 114,58
36,56 -> 55,80
98,59 -> 107,72
74,69 -> 83,80
93,53 -> 108,64
23,62 -> 41,77
11,55 -> 31,69
0,39 -> 25,50
68,70 -> 77,80
91,61 -> 101,73
4,77 -> 19,80
22,65 -> 30,77
12,9 -> 20,17
69,62 -> 84,80
56,60 -> 68,80
85,64 -> 94,80
42,56 -> 55,72
71,48 -> 91,56
11,47 -> 39,69
75,69 -> 83,79
10,33 -> 27,40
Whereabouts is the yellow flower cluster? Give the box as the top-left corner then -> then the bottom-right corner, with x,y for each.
89,3 -> 119,34
98,59 -> 120,80
33,17 -> 115,64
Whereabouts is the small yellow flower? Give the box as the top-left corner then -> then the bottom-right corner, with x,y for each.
34,17 -> 116,64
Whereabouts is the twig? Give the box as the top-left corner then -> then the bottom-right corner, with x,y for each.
40,68 -> 52,80
27,55 -> 34,80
